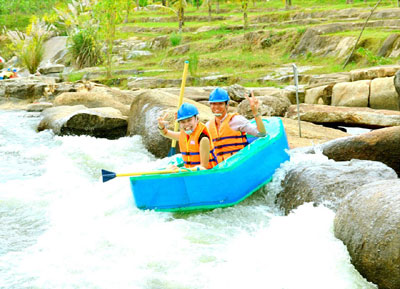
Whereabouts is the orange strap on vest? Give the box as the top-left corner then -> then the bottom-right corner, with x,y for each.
179,122 -> 218,169
208,113 -> 248,163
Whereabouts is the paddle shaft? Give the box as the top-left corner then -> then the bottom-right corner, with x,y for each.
117,170 -> 180,177
116,167 -> 197,177
171,61 -> 189,149
101,167 -> 199,182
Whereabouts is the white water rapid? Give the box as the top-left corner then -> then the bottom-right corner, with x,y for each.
0,110 -> 377,289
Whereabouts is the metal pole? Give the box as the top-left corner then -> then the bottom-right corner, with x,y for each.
292,63 -> 302,138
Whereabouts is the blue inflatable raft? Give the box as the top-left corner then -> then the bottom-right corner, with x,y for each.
130,117 -> 290,212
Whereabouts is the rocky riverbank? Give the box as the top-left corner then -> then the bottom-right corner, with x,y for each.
1,67 -> 400,289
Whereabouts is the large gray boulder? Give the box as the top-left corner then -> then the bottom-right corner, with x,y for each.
224,84 -> 250,102
238,95 -> 291,118
377,34 -> 400,57
334,179 -> 400,289
304,84 -> 333,105
350,65 -> 400,81
40,36 -> 68,66
308,72 -> 351,86
285,104 -> 400,128
0,78 -> 47,99
316,126 -> 400,176
392,69 -> 400,101
277,159 -> 397,215
331,80 -> 370,107
291,26 -> 355,58
280,117 -> 349,149
37,105 -> 128,139
370,76 -> 399,110
54,86 -> 138,116
38,64 -> 65,75
127,89 -> 213,158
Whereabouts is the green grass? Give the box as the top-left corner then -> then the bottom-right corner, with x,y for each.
3,0 -> 400,87
0,14 -> 30,30
67,72 -> 85,82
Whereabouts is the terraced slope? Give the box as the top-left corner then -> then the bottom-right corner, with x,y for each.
78,5 -> 400,88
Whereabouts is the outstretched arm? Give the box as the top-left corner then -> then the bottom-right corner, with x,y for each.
158,111 -> 180,140
198,137 -> 211,170
245,91 -> 267,137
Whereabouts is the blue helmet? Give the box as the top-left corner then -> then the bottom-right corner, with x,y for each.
177,103 -> 199,121
209,87 -> 230,103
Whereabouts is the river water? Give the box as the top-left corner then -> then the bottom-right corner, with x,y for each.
0,110 -> 377,289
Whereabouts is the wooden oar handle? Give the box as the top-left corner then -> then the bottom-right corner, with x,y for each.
171,60 -> 189,149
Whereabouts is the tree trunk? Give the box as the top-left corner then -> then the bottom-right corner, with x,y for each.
216,0 -> 220,14
208,1 -> 212,22
136,0 -> 140,10
242,0 -> 248,30
162,0 -> 166,6
178,4 -> 184,32
124,0 -> 131,23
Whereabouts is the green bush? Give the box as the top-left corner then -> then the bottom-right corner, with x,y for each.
188,52 -> 199,77
170,32 -> 182,46
70,28 -> 102,69
297,27 -> 306,35
139,0 -> 148,7
6,18 -> 53,74
357,47 -> 390,66
20,37 -> 45,74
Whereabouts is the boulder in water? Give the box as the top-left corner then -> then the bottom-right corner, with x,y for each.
334,179 -> 400,289
38,105 -> 128,139
277,159 -> 397,215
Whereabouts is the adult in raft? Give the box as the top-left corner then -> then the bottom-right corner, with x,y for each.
206,87 -> 267,163
158,102 -> 218,170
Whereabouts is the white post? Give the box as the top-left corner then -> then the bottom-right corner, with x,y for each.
292,63 -> 302,138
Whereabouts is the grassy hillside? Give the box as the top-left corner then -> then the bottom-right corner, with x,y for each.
1,0 -> 400,88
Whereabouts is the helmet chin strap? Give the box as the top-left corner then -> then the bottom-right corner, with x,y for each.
213,113 -> 222,117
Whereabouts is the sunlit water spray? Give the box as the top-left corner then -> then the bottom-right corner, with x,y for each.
0,110 -> 377,289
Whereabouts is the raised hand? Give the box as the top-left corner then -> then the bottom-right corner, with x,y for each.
245,90 -> 260,115
158,111 -> 169,129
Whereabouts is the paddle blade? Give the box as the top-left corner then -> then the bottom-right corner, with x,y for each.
167,147 -> 176,157
101,169 -> 116,183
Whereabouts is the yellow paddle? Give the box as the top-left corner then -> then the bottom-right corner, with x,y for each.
168,60 -> 189,156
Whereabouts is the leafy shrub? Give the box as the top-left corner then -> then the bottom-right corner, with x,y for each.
70,28 -> 102,68
188,52 -> 199,76
139,0 -> 148,7
297,27 -> 306,35
55,0 -> 103,69
357,47 -> 390,66
170,32 -> 182,46
6,18 -> 54,74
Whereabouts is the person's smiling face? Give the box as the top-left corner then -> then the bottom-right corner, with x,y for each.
179,116 -> 198,134
210,102 -> 228,118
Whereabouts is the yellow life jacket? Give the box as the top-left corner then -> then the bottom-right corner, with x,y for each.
179,122 -> 218,169
208,113 -> 249,163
